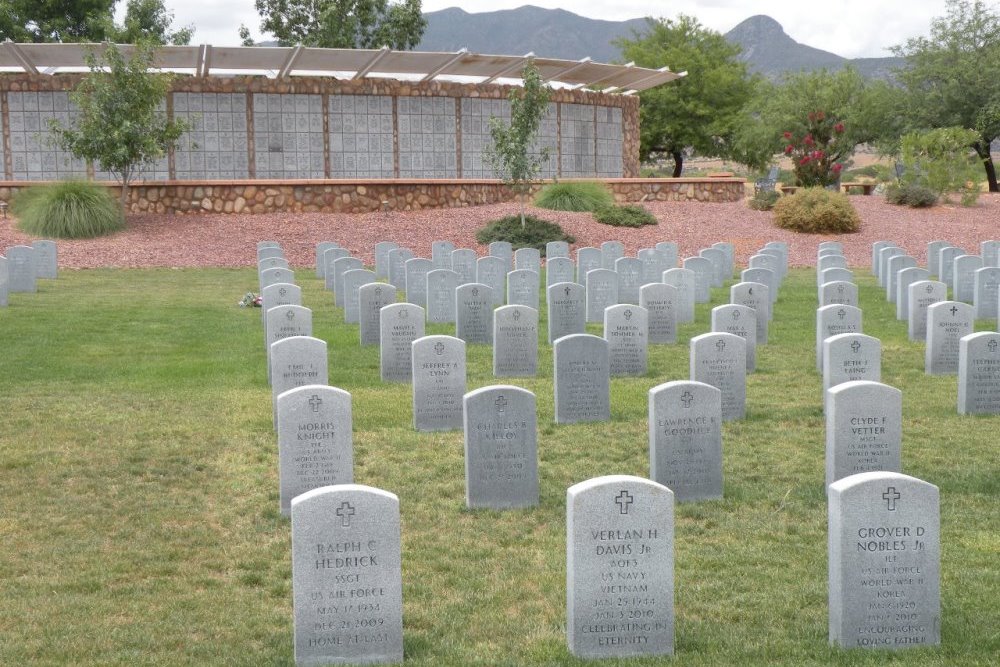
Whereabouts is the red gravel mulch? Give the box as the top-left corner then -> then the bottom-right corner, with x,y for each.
2,194 -> 998,269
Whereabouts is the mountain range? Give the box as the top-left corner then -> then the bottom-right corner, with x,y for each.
416,7 -> 903,80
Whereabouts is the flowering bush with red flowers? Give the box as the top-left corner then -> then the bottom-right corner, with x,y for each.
782,111 -> 847,187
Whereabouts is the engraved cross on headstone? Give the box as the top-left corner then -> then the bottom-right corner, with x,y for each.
434,341 -> 445,355
495,395 -> 507,413
615,490 -> 634,515
950,305 -> 958,316
680,391 -> 694,408
285,310 -> 295,321
336,502 -> 356,527
851,340 -> 861,353
512,309 -> 521,321
716,339 -> 726,352
925,284 -> 934,293
308,394 -> 322,412
837,308 -> 846,319
883,487 -> 901,511
990,340 -> 998,353
624,309 -> 632,321
732,310 -> 740,320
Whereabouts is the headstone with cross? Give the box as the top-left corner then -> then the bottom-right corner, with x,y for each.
585,268 -> 619,323
699,247 -> 728,287
641,282 -> 679,344
820,280 -> 858,309
547,282 -> 586,344
30,240 -> 57,280
711,304 -> 757,372
506,268 -> 540,311
825,380 -> 901,486
476,255 -> 507,306
972,266 -> 1000,319
575,247 -> 603,285
662,267 -> 696,324
907,281 -> 946,342
566,475 -> 674,658
546,240 -> 570,259
358,282 -> 396,346
260,282 -> 301,327
600,240 -> 625,270
514,247 -> 541,275
321,247 -> 349,290
554,334 -> 610,424
690,332 -> 746,421
951,254 -> 982,304
7,245 -> 39,293
958,331 -> 1000,414
431,240 -> 456,270
823,333 -> 882,397
615,256 -> 643,305
291,484 -> 404,665
604,304 -> 648,376
265,305 -> 313,382
314,241 -> 339,278
332,256 -> 364,308
731,281 -> 771,344
374,240 -> 398,280
455,282 -> 493,345
493,305 -> 538,377
463,385 -> 538,509
450,248 -> 478,285
270,335 -> 328,427
342,269 -> 377,324
545,256 -> 575,287
426,268 -> 460,324
379,303 -> 425,382
895,267 -> 930,320
403,257 -> 433,308
276,385 -> 352,516
816,304 -> 862,371
386,247 -> 414,291
828,471 -> 940,649
412,335 -> 466,431
925,301 -> 973,375
649,381 -> 722,501
817,253 -> 848,282
261,266 -> 295,292
682,256 -> 713,304
741,267 -> 778,306
638,248 -> 669,285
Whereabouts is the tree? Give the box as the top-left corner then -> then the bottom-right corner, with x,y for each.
485,61 -> 551,227
247,0 -> 425,49
110,0 -> 194,45
0,0 -> 115,42
616,15 -> 755,177
48,42 -> 189,217
891,0 -> 1000,192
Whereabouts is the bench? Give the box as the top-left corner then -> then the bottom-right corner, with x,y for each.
840,182 -> 876,195
779,185 -> 799,195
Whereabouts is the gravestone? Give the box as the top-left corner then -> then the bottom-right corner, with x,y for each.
820,281 -> 858,309
259,256 -> 290,272
554,334 -> 610,424
937,246 -> 963,288
758,247 -> 786,280
826,381 -> 901,486
816,305 -> 862,371
548,282 -> 586,344
601,240 -> 624,270
682,256 -> 712,303
493,306 -> 538,377
261,283 -> 301,317
604,304 -> 648,376
655,241 -> 678,269
315,241 -> 339,278
476,256 -> 507,306
818,241 -> 843,253
374,240 -> 398,280
907,281 -> 946,342
895,267 -> 930,320
463,385 -> 538,509
819,269 -> 853,295
270,335 -> 328,421
412,335 -> 466,431
699,247 -> 727,287
277,385 -> 352,516
951,254 -> 982,304
387,247 -> 414,291
333,257 -> 364,307
506,269 -> 540,311
566,475 -> 674,659
404,257 -> 433,308
972,266 -> 1000,319
958,331 -> 1000,414
6,245 -> 37,293
586,268 -> 619,323
662,268 -> 695,324
648,381 -> 722,502
817,248 -> 841,260
615,257 -> 643,304
690,332 -> 746,421
426,269 -> 459,323
322,248 -> 349,289
431,240 -> 455,269
711,304 -> 756,372
641,283 -> 678,344
546,241 -> 570,259
877,246 -> 904,288
31,240 -> 57,279
871,241 -> 894,276
291,485 -> 404,665
0,256 -> 7,307
342,269 -> 376,324
546,257 -> 575,287
514,247 -> 541,274
817,254 -> 848,278
730,282 -> 770,344
749,254 -> 782,287
379,303 -> 425,382
713,242 -> 736,278
488,241 -> 513,272
639,248 -> 669,284
455,283 -> 493,344
359,283 -> 395,346
265,306 -> 313,381
258,244 -> 283,260
262,267 -> 295,291
925,301 -> 973,375
741,267 -> 778,305
828,472 -> 940,650
451,248 -> 478,285
576,247 -> 603,284
926,240 -> 947,276
980,239 -> 1000,267
823,333 -> 882,395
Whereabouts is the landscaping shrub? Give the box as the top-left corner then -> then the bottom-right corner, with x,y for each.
593,204 -> 657,227
885,182 -> 938,208
534,181 -> 614,212
772,187 -> 860,234
475,215 -> 575,255
14,181 -> 123,239
748,189 -> 780,211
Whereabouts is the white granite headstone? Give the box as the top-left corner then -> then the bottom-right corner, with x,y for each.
412,335 -> 466,431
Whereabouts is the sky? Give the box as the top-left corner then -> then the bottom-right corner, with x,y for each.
139,1 -> 951,60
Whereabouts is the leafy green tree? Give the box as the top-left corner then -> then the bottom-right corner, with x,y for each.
48,43 -> 189,217
891,0 -> 1000,192
0,0 -> 115,42
901,127 -> 983,204
485,61 -> 552,227
110,0 -> 194,45
616,15 -> 755,177
246,0 -> 425,49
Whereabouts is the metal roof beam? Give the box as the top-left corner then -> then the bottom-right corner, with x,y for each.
482,52 -> 533,84
543,57 -> 590,84
420,48 -> 468,82
277,44 -> 303,79
352,46 -> 390,80
6,40 -> 38,74
581,61 -> 633,90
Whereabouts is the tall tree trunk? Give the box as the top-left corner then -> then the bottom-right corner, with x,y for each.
975,142 -> 999,193
671,150 -> 683,178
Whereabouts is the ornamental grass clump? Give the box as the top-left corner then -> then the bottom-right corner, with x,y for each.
14,180 -> 123,239
772,187 -> 860,234
534,181 -> 614,212
593,204 -> 657,227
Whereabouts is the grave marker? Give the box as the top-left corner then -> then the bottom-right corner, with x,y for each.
548,282 -> 586,344
451,248 -> 478,285
586,268 -> 619,323
546,257 -> 575,287
601,240 -> 624,270
270,335 -> 328,421
514,247 -> 541,274
925,240 -> 947,276
648,381 -> 722,501
426,268 -> 459,323
711,304 -> 757,372
412,335 -> 466,431
925,301 -> 973,375
404,257 -> 433,308
895,267 -> 930,321
322,248 -> 349,289
604,304 -> 648,376
333,257 -> 363,307
387,247 -> 414,291
937,246 -> 963,288
615,257 -> 643,304
374,241 -> 398,280
359,283 -> 395,346
546,241 -> 570,259
431,240 -> 455,269
576,247 -> 603,284
662,268 -> 695,324
951,254 -> 982,304
476,256 -> 507,306
972,266 -> 1000,319
907,281 -> 946,342
820,281 -> 858,309
730,282 -> 769,344
379,303 -> 425,382
690,332 -> 746,421
554,334 -> 610,424
488,241 -> 513,272
682,257 -> 712,303
639,248 -> 669,285
826,381 -> 901,486
655,241 -> 678,269
816,305 -> 862,371
31,240 -> 57,279
493,306 -> 538,377
823,333 -> 881,395
506,269 -> 540,311
641,283 -> 678,344
741,267 -> 778,306
958,331 -> 1000,414
6,245 -> 37,293
699,247 -> 727,287
342,269 -> 376,324
0,256 -> 7,307
455,283 -> 493,344
315,241 -> 338,278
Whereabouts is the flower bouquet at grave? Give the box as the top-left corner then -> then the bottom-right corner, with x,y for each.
238,291 -> 262,307
782,111 -> 846,188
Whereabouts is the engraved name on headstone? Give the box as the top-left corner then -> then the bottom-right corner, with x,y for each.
547,282 -> 586,344
648,381 -> 722,501
825,381 -> 901,486
412,335 -> 466,431
379,303 -> 425,382
604,304 -> 648,376
493,305 -> 538,377
957,331 -> 1000,414
690,332 -> 746,421
554,334 -> 610,424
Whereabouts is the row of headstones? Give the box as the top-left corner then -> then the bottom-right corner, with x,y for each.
0,241 -> 58,306
291,469 -> 941,664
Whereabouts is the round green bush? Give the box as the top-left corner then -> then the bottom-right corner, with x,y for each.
772,187 -> 860,234
748,189 -> 780,211
475,215 -> 575,255
534,181 -> 614,212
14,181 -> 123,239
885,183 -> 938,208
593,204 -> 657,227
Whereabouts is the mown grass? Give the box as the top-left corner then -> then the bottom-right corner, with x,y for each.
0,267 -> 997,666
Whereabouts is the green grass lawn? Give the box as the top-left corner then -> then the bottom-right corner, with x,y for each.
0,267 -> 997,666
